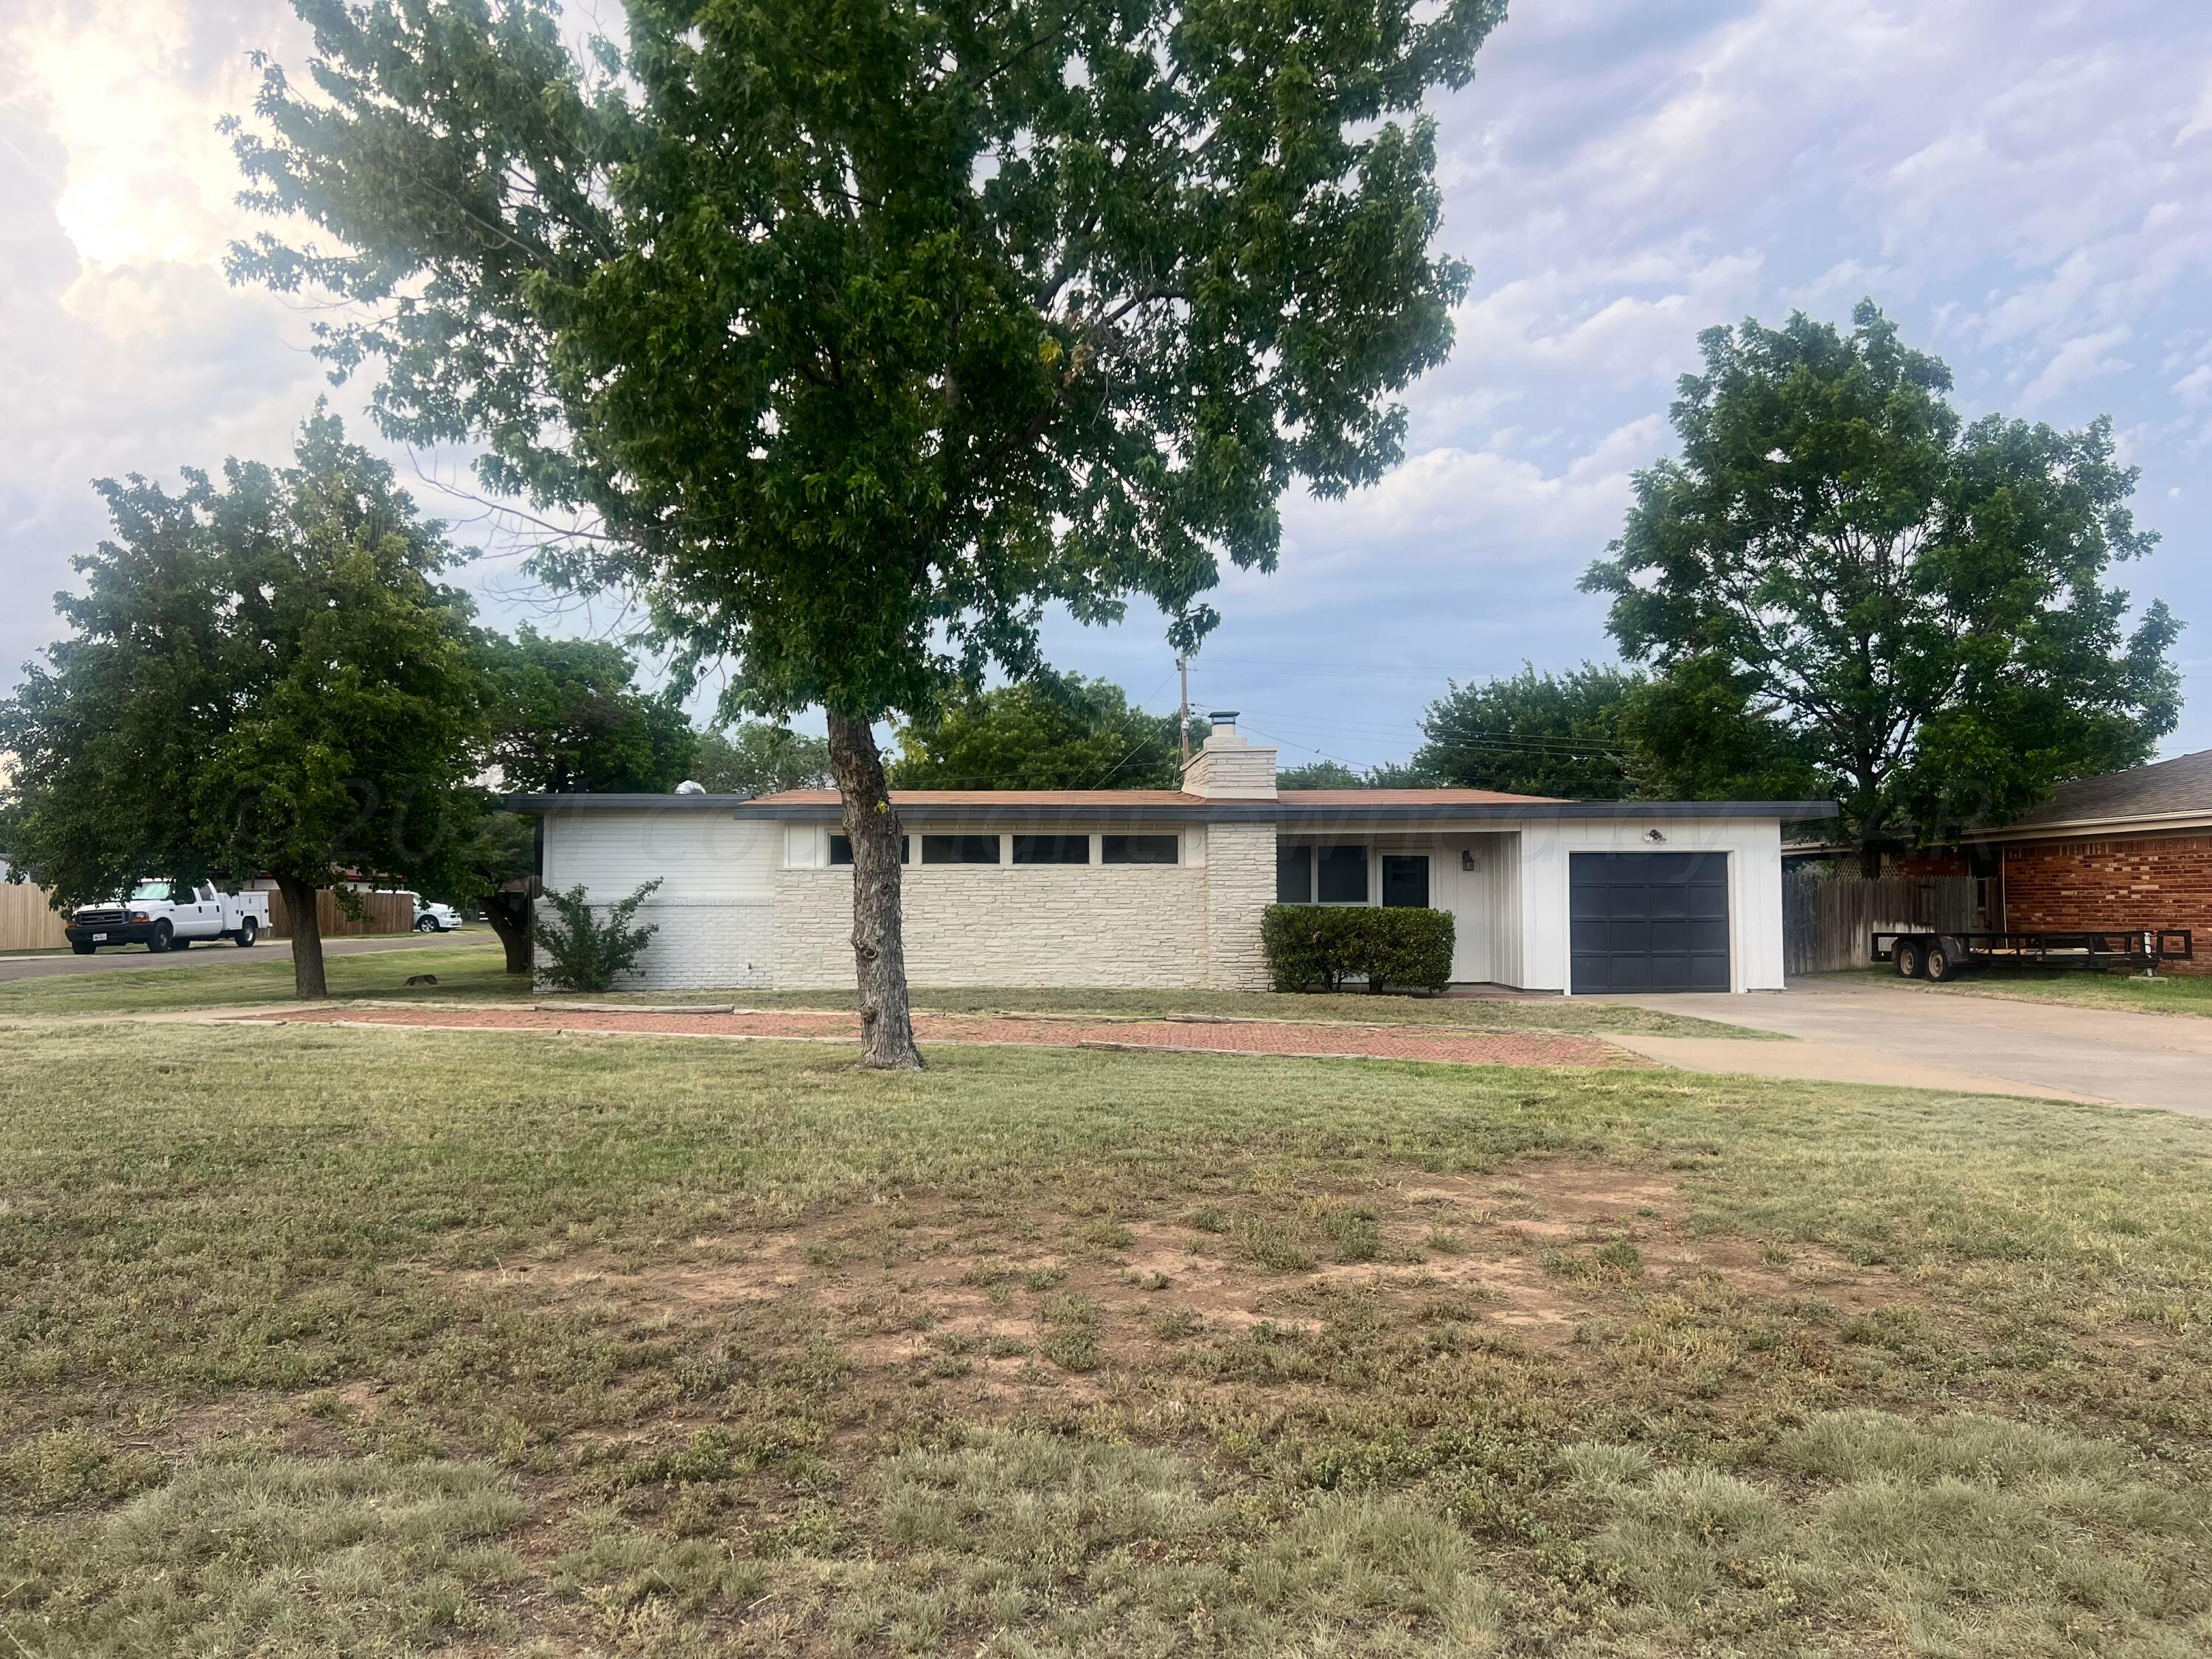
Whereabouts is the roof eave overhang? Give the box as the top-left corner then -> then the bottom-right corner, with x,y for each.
1961,810 -> 2212,846
503,793 -> 1837,825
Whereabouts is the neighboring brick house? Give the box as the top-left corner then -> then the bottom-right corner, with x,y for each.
1964,749 -> 2212,970
508,716 -> 1835,995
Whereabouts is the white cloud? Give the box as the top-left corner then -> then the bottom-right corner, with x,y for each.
2178,70 -> 2212,142
2019,327 -> 2133,407
6,0 -> 2212,765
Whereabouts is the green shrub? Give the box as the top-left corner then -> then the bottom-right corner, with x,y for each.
1262,905 -> 1455,995
532,879 -> 661,992
1261,905 -> 1363,992
1361,908 -> 1455,994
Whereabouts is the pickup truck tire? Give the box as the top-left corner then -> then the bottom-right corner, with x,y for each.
414,915 -> 439,932
236,918 -> 258,947
147,921 -> 173,953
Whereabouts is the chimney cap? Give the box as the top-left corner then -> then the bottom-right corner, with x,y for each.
1207,709 -> 1239,721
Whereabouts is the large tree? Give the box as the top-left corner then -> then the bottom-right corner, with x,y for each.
0,411 -> 485,998
482,626 -> 695,794
226,0 -> 1498,1064
890,672 -> 1194,790
1413,664 -> 1643,798
1582,302 -> 2181,874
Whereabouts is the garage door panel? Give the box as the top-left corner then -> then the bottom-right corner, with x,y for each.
1569,852 -> 1731,994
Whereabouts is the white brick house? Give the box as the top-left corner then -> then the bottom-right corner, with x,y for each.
509,717 -> 1834,995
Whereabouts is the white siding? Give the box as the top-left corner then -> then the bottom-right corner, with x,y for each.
537,810 -> 782,990
1515,817 -> 1785,994
1491,832 -> 1524,988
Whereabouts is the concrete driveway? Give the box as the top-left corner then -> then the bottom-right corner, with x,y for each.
0,928 -> 479,983
1601,977 -> 2212,1116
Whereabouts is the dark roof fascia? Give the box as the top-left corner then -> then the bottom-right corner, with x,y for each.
1273,800 -> 1838,826
502,793 -> 753,813
742,799 -> 1278,824
744,799 -> 1837,825
504,793 -> 1838,825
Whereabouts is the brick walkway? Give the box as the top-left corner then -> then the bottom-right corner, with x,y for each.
247,1004 -> 1635,1068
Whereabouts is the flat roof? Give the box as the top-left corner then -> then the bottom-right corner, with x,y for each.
503,790 -> 1839,824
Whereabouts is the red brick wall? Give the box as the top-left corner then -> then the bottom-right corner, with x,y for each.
2000,834 -> 2212,972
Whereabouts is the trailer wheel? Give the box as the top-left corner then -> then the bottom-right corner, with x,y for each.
1893,937 -> 1926,979
1925,937 -> 1962,982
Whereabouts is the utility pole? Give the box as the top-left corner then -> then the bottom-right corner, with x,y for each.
1178,654 -> 1191,768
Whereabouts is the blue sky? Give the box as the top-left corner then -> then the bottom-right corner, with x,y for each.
4,0 -> 2209,773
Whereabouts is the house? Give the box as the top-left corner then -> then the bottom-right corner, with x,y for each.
506,716 -> 1837,995
1961,748 -> 2212,968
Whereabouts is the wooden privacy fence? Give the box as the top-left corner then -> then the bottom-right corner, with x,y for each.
0,883 -> 418,950
0,884 -> 72,952
264,889 -> 419,939
1784,873 -> 1974,977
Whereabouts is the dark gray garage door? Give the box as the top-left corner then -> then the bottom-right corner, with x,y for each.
1569,852 -> 1731,993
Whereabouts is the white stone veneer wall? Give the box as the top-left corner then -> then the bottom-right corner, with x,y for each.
771,863 -> 1210,989
1203,821 -> 1276,990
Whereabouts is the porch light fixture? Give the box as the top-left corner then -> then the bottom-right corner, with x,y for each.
1643,828 -> 1668,844
1460,850 -> 1476,870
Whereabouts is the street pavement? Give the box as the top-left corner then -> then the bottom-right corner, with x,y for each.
0,928 -> 481,983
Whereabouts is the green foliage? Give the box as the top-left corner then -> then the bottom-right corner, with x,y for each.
532,880 -> 662,992
1615,653 -> 1820,804
890,672 -> 1196,789
226,0 -> 1499,723
1415,662 -> 1643,798
0,408 -> 484,919
480,626 -> 694,794
1276,758 -> 1431,789
1582,300 -> 2181,865
689,723 -> 832,796
1262,905 -> 1455,994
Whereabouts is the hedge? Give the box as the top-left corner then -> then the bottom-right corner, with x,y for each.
1261,905 -> 1455,995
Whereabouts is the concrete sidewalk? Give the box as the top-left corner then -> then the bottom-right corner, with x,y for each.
1603,978 -> 2212,1116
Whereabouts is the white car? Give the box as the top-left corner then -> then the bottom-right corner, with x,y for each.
414,902 -> 466,933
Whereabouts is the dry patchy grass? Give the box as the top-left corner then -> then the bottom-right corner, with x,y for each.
2,1021 -> 2211,1655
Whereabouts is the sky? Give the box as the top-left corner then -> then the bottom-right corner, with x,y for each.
4,0 -> 2210,776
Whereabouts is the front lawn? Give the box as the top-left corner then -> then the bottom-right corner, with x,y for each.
2,1023 -> 2208,1655
0,944 -> 1770,1038
1826,964 -> 2212,1019
0,941 -> 524,1018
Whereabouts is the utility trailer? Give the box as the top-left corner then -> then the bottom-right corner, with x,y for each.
1872,928 -> 2194,983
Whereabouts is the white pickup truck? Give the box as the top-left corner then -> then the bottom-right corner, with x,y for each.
66,880 -> 271,955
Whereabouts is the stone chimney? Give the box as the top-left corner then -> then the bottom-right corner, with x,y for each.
1184,710 -> 1277,800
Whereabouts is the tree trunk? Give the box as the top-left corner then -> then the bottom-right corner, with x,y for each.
826,709 -> 922,1070
276,874 -> 328,999
484,886 -> 536,975
1858,842 -> 1884,880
